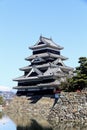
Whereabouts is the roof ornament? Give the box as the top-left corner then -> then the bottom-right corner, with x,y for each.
40,35 -> 42,41
50,36 -> 52,41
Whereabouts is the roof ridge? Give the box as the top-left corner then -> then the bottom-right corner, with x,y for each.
40,35 -> 52,41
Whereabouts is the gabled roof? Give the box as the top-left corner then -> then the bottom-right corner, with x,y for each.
29,36 -> 63,50
13,66 -> 43,81
25,66 -> 43,77
31,56 -> 45,64
53,58 -> 65,66
38,67 -> 65,78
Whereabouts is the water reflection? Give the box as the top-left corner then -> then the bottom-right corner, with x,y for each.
0,114 -> 16,130
17,119 -> 53,130
3,112 -> 87,130
7,112 -> 52,130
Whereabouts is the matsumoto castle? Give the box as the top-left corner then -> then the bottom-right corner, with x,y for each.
13,36 -> 73,96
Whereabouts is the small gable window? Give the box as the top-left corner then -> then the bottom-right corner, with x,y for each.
57,63 -> 62,66
38,42 -> 44,45
29,72 -> 38,76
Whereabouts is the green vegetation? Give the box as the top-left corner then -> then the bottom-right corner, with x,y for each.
0,112 -> 3,119
0,96 -> 3,119
60,57 -> 87,92
0,96 -> 4,105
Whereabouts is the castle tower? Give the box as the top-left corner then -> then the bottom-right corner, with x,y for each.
13,36 -> 73,96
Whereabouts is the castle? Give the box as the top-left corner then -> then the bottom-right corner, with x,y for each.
13,36 -> 73,96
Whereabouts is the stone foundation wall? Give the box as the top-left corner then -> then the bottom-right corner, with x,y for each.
5,96 -> 54,120
48,92 -> 87,123
4,92 -> 87,123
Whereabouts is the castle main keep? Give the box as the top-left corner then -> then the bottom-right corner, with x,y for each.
13,36 -> 73,96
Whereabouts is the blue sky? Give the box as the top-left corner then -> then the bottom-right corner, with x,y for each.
0,0 -> 87,89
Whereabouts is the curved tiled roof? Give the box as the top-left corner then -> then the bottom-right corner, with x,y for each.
29,36 -> 63,50
25,52 -> 68,61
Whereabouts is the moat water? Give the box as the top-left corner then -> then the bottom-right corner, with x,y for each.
0,112 -> 87,130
